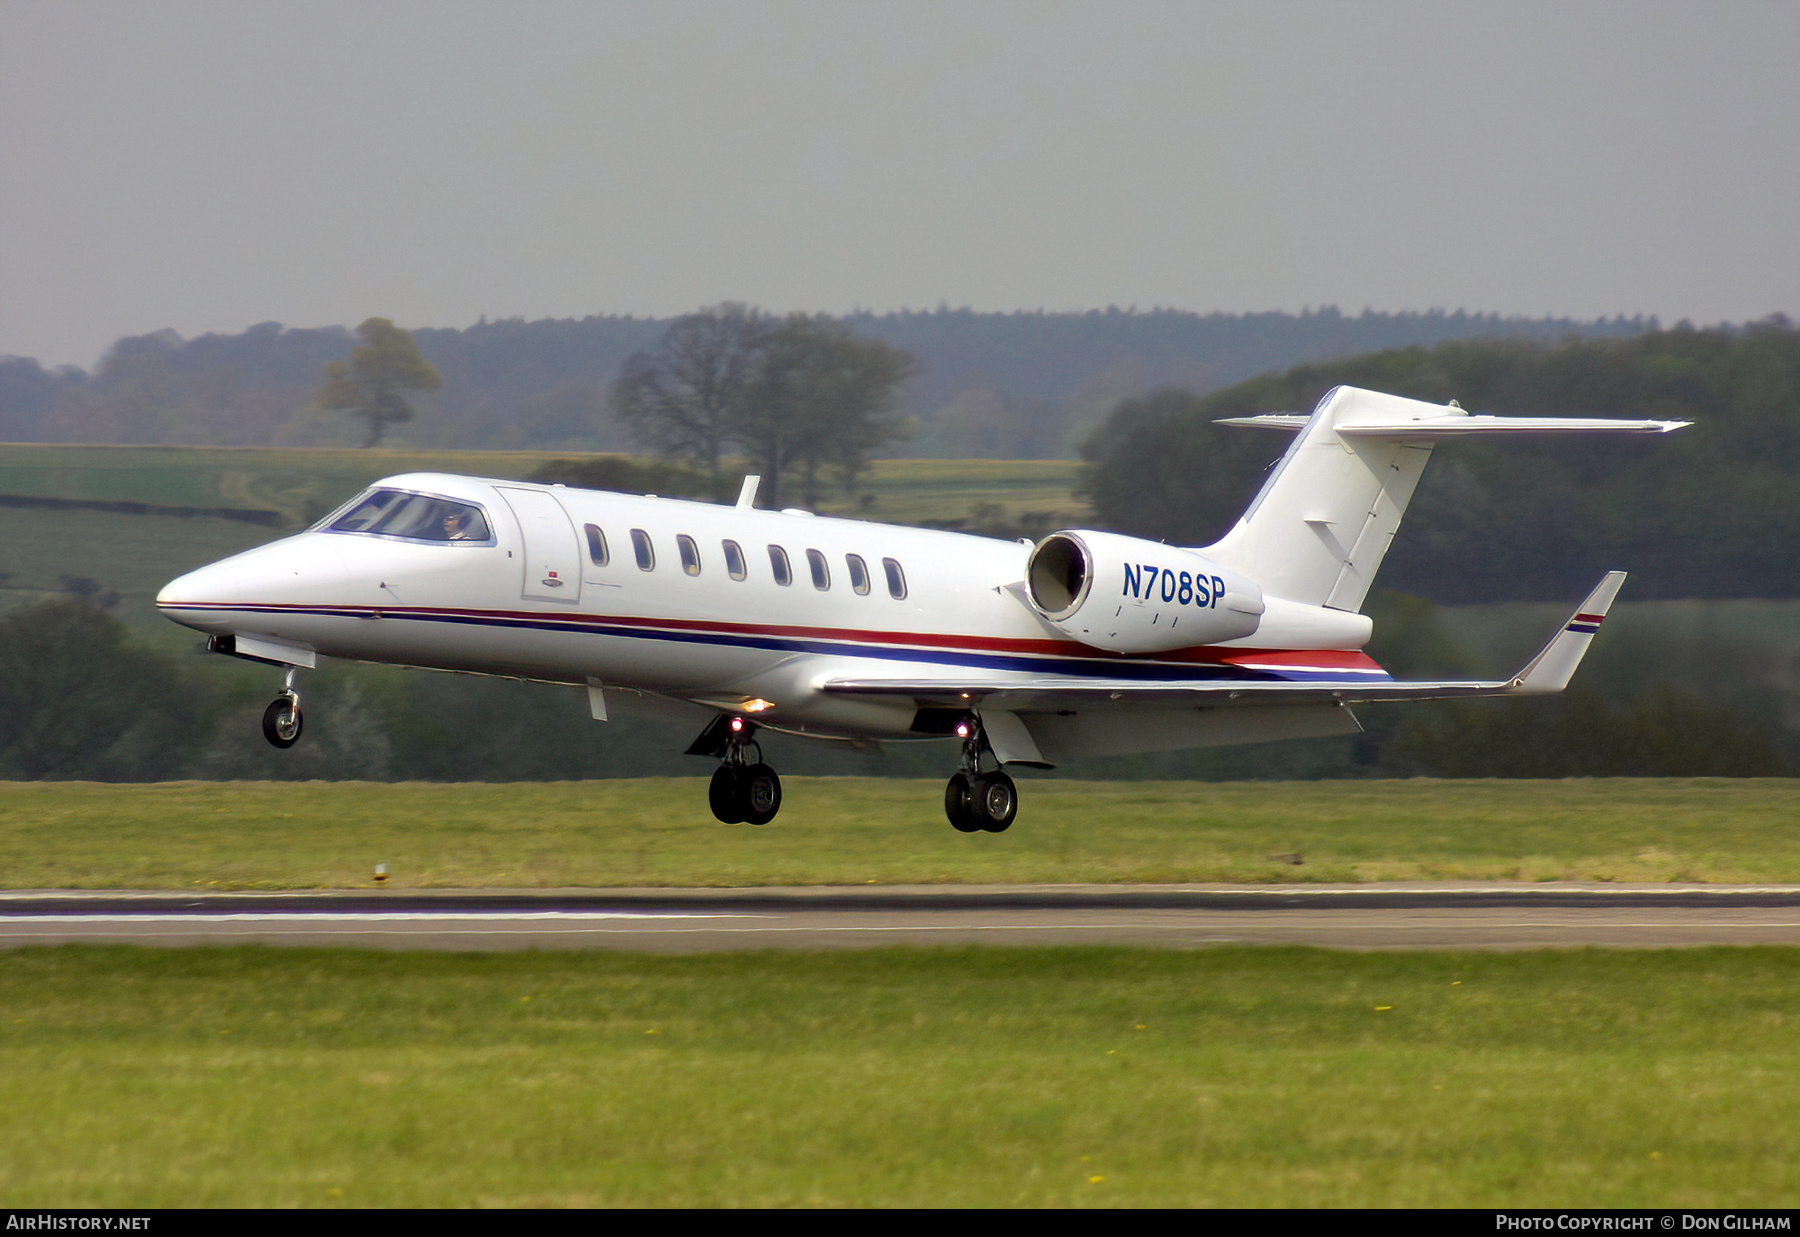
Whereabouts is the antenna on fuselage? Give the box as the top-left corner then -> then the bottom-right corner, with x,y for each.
736,475 -> 761,509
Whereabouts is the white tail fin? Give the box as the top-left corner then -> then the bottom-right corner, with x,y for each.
1201,386 -> 1686,612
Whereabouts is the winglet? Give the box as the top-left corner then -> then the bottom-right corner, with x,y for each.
1509,571 -> 1627,694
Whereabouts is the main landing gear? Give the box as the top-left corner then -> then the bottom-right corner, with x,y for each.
261,668 -> 303,749
683,712 -> 1019,832
689,716 -> 783,825
943,716 -> 1016,834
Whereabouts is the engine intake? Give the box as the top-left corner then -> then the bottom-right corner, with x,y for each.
1025,530 -> 1264,653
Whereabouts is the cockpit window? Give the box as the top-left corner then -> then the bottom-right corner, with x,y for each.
327,490 -> 492,543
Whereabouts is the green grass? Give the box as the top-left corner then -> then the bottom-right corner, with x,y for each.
0,945 -> 1793,1206
7,778 -> 1800,890
0,506 -> 275,645
851,457 -> 1082,526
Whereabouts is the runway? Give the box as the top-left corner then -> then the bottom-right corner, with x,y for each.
4,883 -> 1800,951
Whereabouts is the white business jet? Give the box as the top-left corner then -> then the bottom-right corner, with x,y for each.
158,386 -> 1685,832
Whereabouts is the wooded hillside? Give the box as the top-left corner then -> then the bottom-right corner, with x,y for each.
1,307 -> 1649,456
1079,319 -> 1800,602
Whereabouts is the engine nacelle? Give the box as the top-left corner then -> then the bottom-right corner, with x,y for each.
1025,530 -> 1265,653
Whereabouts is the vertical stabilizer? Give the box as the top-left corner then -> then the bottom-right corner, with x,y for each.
1202,387 -> 1442,611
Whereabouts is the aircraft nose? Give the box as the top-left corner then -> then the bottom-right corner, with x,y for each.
157,559 -> 249,634
158,560 -> 241,609
157,536 -> 349,633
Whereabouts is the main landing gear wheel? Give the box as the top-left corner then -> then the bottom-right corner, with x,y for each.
697,717 -> 785,825
945,769 -> 1016,833
943,715 -> 1019,833
945,772 -> 982,833
709,761 -> 783,825
739,763 -> 782,826
709,765 -> 746,824
970,770 -> 1017,833
261,693 -> 303,748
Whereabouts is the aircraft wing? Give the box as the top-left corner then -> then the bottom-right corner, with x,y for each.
821,572 -> 1626,712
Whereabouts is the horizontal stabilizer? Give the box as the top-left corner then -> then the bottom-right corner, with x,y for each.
1216,413 -> 1689,436
1202,388 -> 1683,611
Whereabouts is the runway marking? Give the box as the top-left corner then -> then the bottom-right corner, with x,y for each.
6,894 -> 1799,951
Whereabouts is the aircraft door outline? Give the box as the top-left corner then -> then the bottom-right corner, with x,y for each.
496,486 -> 583,604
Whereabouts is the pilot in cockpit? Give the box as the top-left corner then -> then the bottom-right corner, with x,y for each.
442,508 -> 479,540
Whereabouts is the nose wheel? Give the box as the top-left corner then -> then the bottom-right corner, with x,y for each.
260,669 -> 304,749
943,716 -> 1017,833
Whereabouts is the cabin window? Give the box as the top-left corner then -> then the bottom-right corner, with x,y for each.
768,545 -> 792,586
327,490 -> 492,544
631,528 -> 655,571
677,534 -> 701,576
807,549 -> 830,590
584,524 -> 609,566
846,553 -> 871,595
723,540 -> 747,581
883,557 -> 907,600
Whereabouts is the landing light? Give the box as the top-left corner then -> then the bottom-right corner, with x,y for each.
741,698 -> 775,713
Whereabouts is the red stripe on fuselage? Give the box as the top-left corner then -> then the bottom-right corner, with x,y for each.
161,599 -> 1387,673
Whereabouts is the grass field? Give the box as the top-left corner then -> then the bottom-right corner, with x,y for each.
0,944 -> 1794,1207
6,774 -> 1797,1208
7,777 -> 1800,889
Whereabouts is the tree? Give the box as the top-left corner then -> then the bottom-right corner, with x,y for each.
1076,388 -> 1278,545
0,597 -> 200,779
610,304 -> 770,501
613,306 -> 915,507
743,314 -> 915,508
1076,324 -> 1800,602
317,318 -> 442,447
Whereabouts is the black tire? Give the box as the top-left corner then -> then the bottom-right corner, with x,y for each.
741,763 -> 782,826
709,764 -> 746,824
971,770 -> 1017,833
261,696 -> 302,749
945,771 -> 981,832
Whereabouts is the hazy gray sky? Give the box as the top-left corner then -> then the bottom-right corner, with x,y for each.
4,0 -> 1797,369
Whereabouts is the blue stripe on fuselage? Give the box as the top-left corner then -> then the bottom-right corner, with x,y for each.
160,602 -> 1392,685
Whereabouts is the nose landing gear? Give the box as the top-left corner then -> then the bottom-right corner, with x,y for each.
943,716 -> 1016,833
260,669 -> 303,749
691,715 -> 783,825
